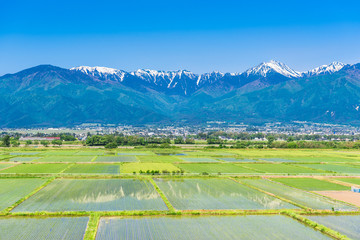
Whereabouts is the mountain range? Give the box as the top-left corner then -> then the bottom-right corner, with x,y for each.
1,60 -> 359,127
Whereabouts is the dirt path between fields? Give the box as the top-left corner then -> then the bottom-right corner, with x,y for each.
314,191 -> 360,207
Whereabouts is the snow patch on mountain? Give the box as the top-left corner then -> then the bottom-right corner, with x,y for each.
130,69 -> 198,88
197,71 -> 224,85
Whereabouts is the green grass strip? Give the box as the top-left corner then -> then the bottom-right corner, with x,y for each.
149,178 -> 176,212
282,210 -> 350,240
83,213 -> 101,240
1,177 -> 56,214
91,156 -> 98,162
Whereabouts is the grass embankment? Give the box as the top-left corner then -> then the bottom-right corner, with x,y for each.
282,211 -> 350,240
83,214 -> 100,240
149,178 -> 176,212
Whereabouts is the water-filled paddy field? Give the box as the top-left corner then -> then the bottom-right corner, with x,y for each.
307,215 -> 360,240
63,164 -> 121,174
13,179 -> 167,212
0,178 -> 47,211
0,217 -> 89,240
155,178 -> 297,210
95,215 -> 330,240
95,156 -> 138,162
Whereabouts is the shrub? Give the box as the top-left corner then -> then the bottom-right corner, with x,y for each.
105,142 -> 118,149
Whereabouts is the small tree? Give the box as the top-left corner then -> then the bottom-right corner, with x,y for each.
174,137 -> 185,144
2,135 -> 10,147
40,140 -> 49,147
287,142 -> 298,148
185,138 -> 195,144
52,139 -> 62,146
11,141 -> 20,147
267,135 -> 275,146
25,140 -> 33,146
287,136 -> 295,142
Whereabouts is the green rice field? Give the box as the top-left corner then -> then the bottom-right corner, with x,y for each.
260,158 -> 296,163
0,163 -> 15,171
0,155 -> 12,160
96,215 -> 330,240
75,151 -> 104,156
42,150 -> 80,156
8,157 -> 40,162
218,158 -> 258,162
302,164 -> 360,174
10,152 -> 40,156
155,178 -> 297,210
137,155 -> 182,163
121,163 -> 180,173
180,157 -> 219,163
241,164 -> 327,174
184,151 -> 235,156
34,156 -> 94,163
95,156 -> 138,162
118,152 -> 152,155
0,163 -> 70,174
13,179 -> 168,212
0,217 -> 89,240
177,163 -> 258,174
335,178 -> 360,185
272,178 -> 350,191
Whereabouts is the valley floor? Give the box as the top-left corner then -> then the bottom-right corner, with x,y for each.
1,147 -> 360,239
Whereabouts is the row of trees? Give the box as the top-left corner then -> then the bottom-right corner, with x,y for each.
0,136 -> 20,147
197,131 -> 360,141
227,140 -> 360,149
86,135 -> 195,148
0,135 -> 63,147
173,137 -> 195,144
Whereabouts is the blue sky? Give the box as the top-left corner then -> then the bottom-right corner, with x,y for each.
1,0 -> 360,75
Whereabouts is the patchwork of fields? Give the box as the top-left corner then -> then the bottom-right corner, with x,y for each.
0,148 -> 360,239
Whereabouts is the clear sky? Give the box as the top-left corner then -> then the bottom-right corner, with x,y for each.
1,0 -> 360,75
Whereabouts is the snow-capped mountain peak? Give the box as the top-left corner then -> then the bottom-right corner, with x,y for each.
70,66 -> 127,82
245,60 -> 302,78
71,66 -> 119,75
304,62 -> 345,77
